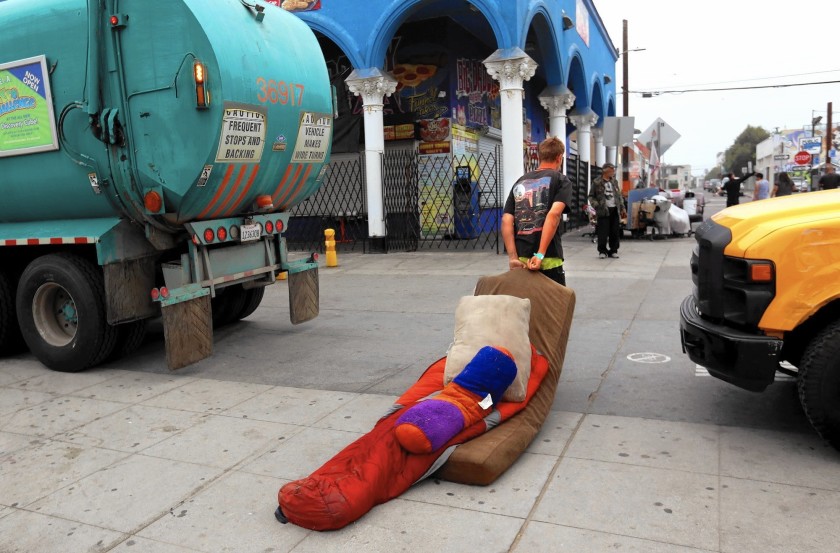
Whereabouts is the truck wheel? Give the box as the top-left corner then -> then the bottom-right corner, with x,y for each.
236,286 -> 265,321
0,270 -> 26,355
16,254 -> 117,372
798,320 -> 840,451
211,286 -> 247,328
106,320 -> 148,363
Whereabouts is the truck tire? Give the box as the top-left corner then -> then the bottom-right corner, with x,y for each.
236,286 -> 265,321
211,286 -> 247,328
16,254 -> 117,372
798,320 -> 840,451
106,320 -> 148,363
0,270 -> 26,355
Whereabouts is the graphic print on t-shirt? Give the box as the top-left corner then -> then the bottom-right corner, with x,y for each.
512,176 -> 552,235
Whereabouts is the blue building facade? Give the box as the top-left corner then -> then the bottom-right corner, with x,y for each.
270,0 -> 617,245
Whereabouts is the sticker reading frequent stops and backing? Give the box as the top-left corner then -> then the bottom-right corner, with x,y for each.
291,112 -> 332,163
196,164 -> 213,187
215,102 -> 267,164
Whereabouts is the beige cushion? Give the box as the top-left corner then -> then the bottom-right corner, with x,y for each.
444,294 -> 531,402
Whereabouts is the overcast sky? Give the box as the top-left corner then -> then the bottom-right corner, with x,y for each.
593,0 -> 838,175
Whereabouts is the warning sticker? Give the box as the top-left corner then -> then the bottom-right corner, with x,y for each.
291,112 -> 332,163
215,103 -> 267,163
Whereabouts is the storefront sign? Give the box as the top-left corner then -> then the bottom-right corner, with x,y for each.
455,58 -> 499,128
384,123 -> 415,141
0,55 -> 59,158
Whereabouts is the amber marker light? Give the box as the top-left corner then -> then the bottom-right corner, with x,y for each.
749,263 -> 773,282
256,195 -> 274,210
144,190 -> 162,213
194,60 -> 209,109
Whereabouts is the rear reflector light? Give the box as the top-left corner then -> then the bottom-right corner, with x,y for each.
217,226 -> 227,241
265,220 -> 274,234
275,219 -> 284,232
150,288 -> 160,301
312,253 -> 319,261
192,234 -> 200,245
229,225 -> 240,240
160,287 -> 170,299
203,228 -> 215,243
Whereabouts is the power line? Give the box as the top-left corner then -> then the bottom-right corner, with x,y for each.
640,68 -> 840,89
630,79 -> 840,96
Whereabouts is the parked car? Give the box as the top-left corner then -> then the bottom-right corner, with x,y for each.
792,179 -> 808,193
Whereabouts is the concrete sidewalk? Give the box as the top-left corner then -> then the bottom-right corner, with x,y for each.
1,226 -> 839,552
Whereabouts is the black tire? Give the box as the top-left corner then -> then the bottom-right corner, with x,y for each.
211,286 -> 247,328
0,270 -> 26,355
16,253 -> 117,372
236,286 -> 265,321
798,320 -> 840,451
106,319 -> 148,363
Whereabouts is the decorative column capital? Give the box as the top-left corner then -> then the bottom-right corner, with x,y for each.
483,48 -> 537,91
345,68 -> 398,113
592,127 -> 604,142
569,112 -> 599,130
538,86 -> 576,116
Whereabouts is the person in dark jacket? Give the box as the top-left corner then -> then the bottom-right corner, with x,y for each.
588,163 -> 626,258
772,172 -> 794,197
723,171 -> 755,207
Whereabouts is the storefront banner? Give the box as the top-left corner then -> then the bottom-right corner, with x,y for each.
0,55 -> 59,158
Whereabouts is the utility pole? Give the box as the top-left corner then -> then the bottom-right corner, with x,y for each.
826,102 -> 833,167
621,20 -> 629,189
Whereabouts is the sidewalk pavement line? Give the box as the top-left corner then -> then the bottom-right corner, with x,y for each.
508,411 -> 589,551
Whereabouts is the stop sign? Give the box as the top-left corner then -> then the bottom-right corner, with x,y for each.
794,151 -> 812,165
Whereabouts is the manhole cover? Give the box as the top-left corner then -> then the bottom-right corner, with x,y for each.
627,352 -> 671,364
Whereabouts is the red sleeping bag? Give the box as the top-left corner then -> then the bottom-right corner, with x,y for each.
276,345 -> 549,531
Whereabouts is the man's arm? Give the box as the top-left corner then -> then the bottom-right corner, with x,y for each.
501,213 -> 525,270
527,201 -> 565,270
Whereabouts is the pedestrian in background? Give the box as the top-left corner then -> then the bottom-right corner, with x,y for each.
772,172 -> 794,197
818,165 -> 840,190
723,171 -> 755,207
502,136 -> 572,286
588,162 -> 626,259
753,172 -> 770,200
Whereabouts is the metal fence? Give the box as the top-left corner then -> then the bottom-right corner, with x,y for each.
287,146 -> 590,253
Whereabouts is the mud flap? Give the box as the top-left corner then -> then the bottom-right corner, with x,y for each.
161,290 -> 212,370
288,267 -> 319,324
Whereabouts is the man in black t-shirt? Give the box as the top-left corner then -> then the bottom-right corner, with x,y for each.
502,136 -> 572,286
819,165 -> 840,190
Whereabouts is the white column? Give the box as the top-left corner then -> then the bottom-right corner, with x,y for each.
345,69 -> 398,241
606,146 -> 618,166
538,86 -> 575,140
593,127 -> 606,167
484,48 -> 537,199
569,111 -> 599,164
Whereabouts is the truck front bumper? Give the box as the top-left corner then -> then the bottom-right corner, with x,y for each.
679,295 -> 783,392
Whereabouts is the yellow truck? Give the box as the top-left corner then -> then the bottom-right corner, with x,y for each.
680,191 -> 840,451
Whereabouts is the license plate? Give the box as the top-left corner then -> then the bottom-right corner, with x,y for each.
240,223 -> 261,242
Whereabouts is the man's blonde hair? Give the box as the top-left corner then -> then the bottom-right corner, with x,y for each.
538,136 -> 565,162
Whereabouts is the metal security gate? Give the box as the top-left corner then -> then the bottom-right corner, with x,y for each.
565,153 -> 594,231
383,148 -> 503,252
286,154 -> 367,252
287,147 -> 592,253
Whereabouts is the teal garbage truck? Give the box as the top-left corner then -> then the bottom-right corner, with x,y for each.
0,0 -> 333,371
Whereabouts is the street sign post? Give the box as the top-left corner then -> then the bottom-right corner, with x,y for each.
773,154 -> 789,160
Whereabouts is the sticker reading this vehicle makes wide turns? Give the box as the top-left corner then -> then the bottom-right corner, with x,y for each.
215,104 -> 267,164
291,112 -> 332,163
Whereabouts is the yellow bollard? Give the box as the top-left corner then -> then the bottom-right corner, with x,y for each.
324,228 -> 338,267
277,271 -> 287,280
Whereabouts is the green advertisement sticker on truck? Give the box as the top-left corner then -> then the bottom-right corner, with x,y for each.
0,55 -> 59,157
